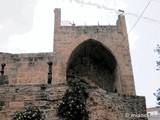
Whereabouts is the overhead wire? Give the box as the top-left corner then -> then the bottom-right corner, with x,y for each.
124,13 -> 160,24
73,0 -> 160,24
113,1 -> 151,52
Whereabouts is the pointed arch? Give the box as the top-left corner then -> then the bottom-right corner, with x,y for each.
66,39 -> 120,92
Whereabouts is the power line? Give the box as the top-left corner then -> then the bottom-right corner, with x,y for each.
124,13 -> 160,24
73,0 -> 160,24
128,1 -> 151,35
113,1 -> 151,52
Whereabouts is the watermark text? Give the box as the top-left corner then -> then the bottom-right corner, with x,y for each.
125,113 -> 160,118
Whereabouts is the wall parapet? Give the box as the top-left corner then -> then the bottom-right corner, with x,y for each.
0,52 -> 60,85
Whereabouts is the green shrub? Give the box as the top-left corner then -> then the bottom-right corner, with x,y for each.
57,77 -> 90,120
12,106 -> 45,120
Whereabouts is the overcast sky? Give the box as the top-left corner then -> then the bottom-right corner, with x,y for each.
0,0 -> 160,108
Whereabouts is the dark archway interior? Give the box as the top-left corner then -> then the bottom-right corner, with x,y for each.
67,39 -> 117,92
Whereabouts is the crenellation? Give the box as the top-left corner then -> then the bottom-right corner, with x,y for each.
60,25 -> 119,37
0,52 -> 61,85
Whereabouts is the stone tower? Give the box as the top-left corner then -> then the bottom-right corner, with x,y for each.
0,8 -> 147,120
53,8 -> 135,95
0,8 -> 136,96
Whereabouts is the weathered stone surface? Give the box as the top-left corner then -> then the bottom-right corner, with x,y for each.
0,52 -> 55,85
9,102 -> 24,108
0,85 -> 68,119
87,88 -> 147,120
0,8 -> 147,120
0,75 -> 8,85
0,85 -> 147,120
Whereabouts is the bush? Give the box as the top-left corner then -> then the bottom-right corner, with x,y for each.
153,88 -> 160,106
57,77 -> 90,120
12,106 -> 45,120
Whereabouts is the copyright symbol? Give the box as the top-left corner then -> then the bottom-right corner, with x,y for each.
125,113 -> 130,117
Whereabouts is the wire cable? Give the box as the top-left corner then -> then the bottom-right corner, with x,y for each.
73,0 -> 160,24
113,1 -> 151,52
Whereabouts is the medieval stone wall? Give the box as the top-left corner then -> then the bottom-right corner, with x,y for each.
0,84 -> 67,120
0,85 -> 147,120
0,52 -> 65,85
0,8 -> 147,120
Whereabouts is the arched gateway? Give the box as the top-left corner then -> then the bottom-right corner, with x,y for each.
66,39 -> 117,92
53,8 -> 136,95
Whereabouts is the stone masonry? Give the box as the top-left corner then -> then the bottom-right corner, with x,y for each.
0,8 -> 147,120
0,85 -> 147,120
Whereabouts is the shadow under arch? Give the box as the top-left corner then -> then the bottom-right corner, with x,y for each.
66,39 -> 119,93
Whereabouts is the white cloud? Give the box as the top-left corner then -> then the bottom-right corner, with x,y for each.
0,25 -> 3,29
6,0 -> 128,53
128,31 -> 139,49
7,0 -> 55,53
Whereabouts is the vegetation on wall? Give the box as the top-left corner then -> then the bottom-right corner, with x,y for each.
153,88 -> 160,106
12,106 -> 45,120
154,44 -> 160,70
57,77 -> 90,120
